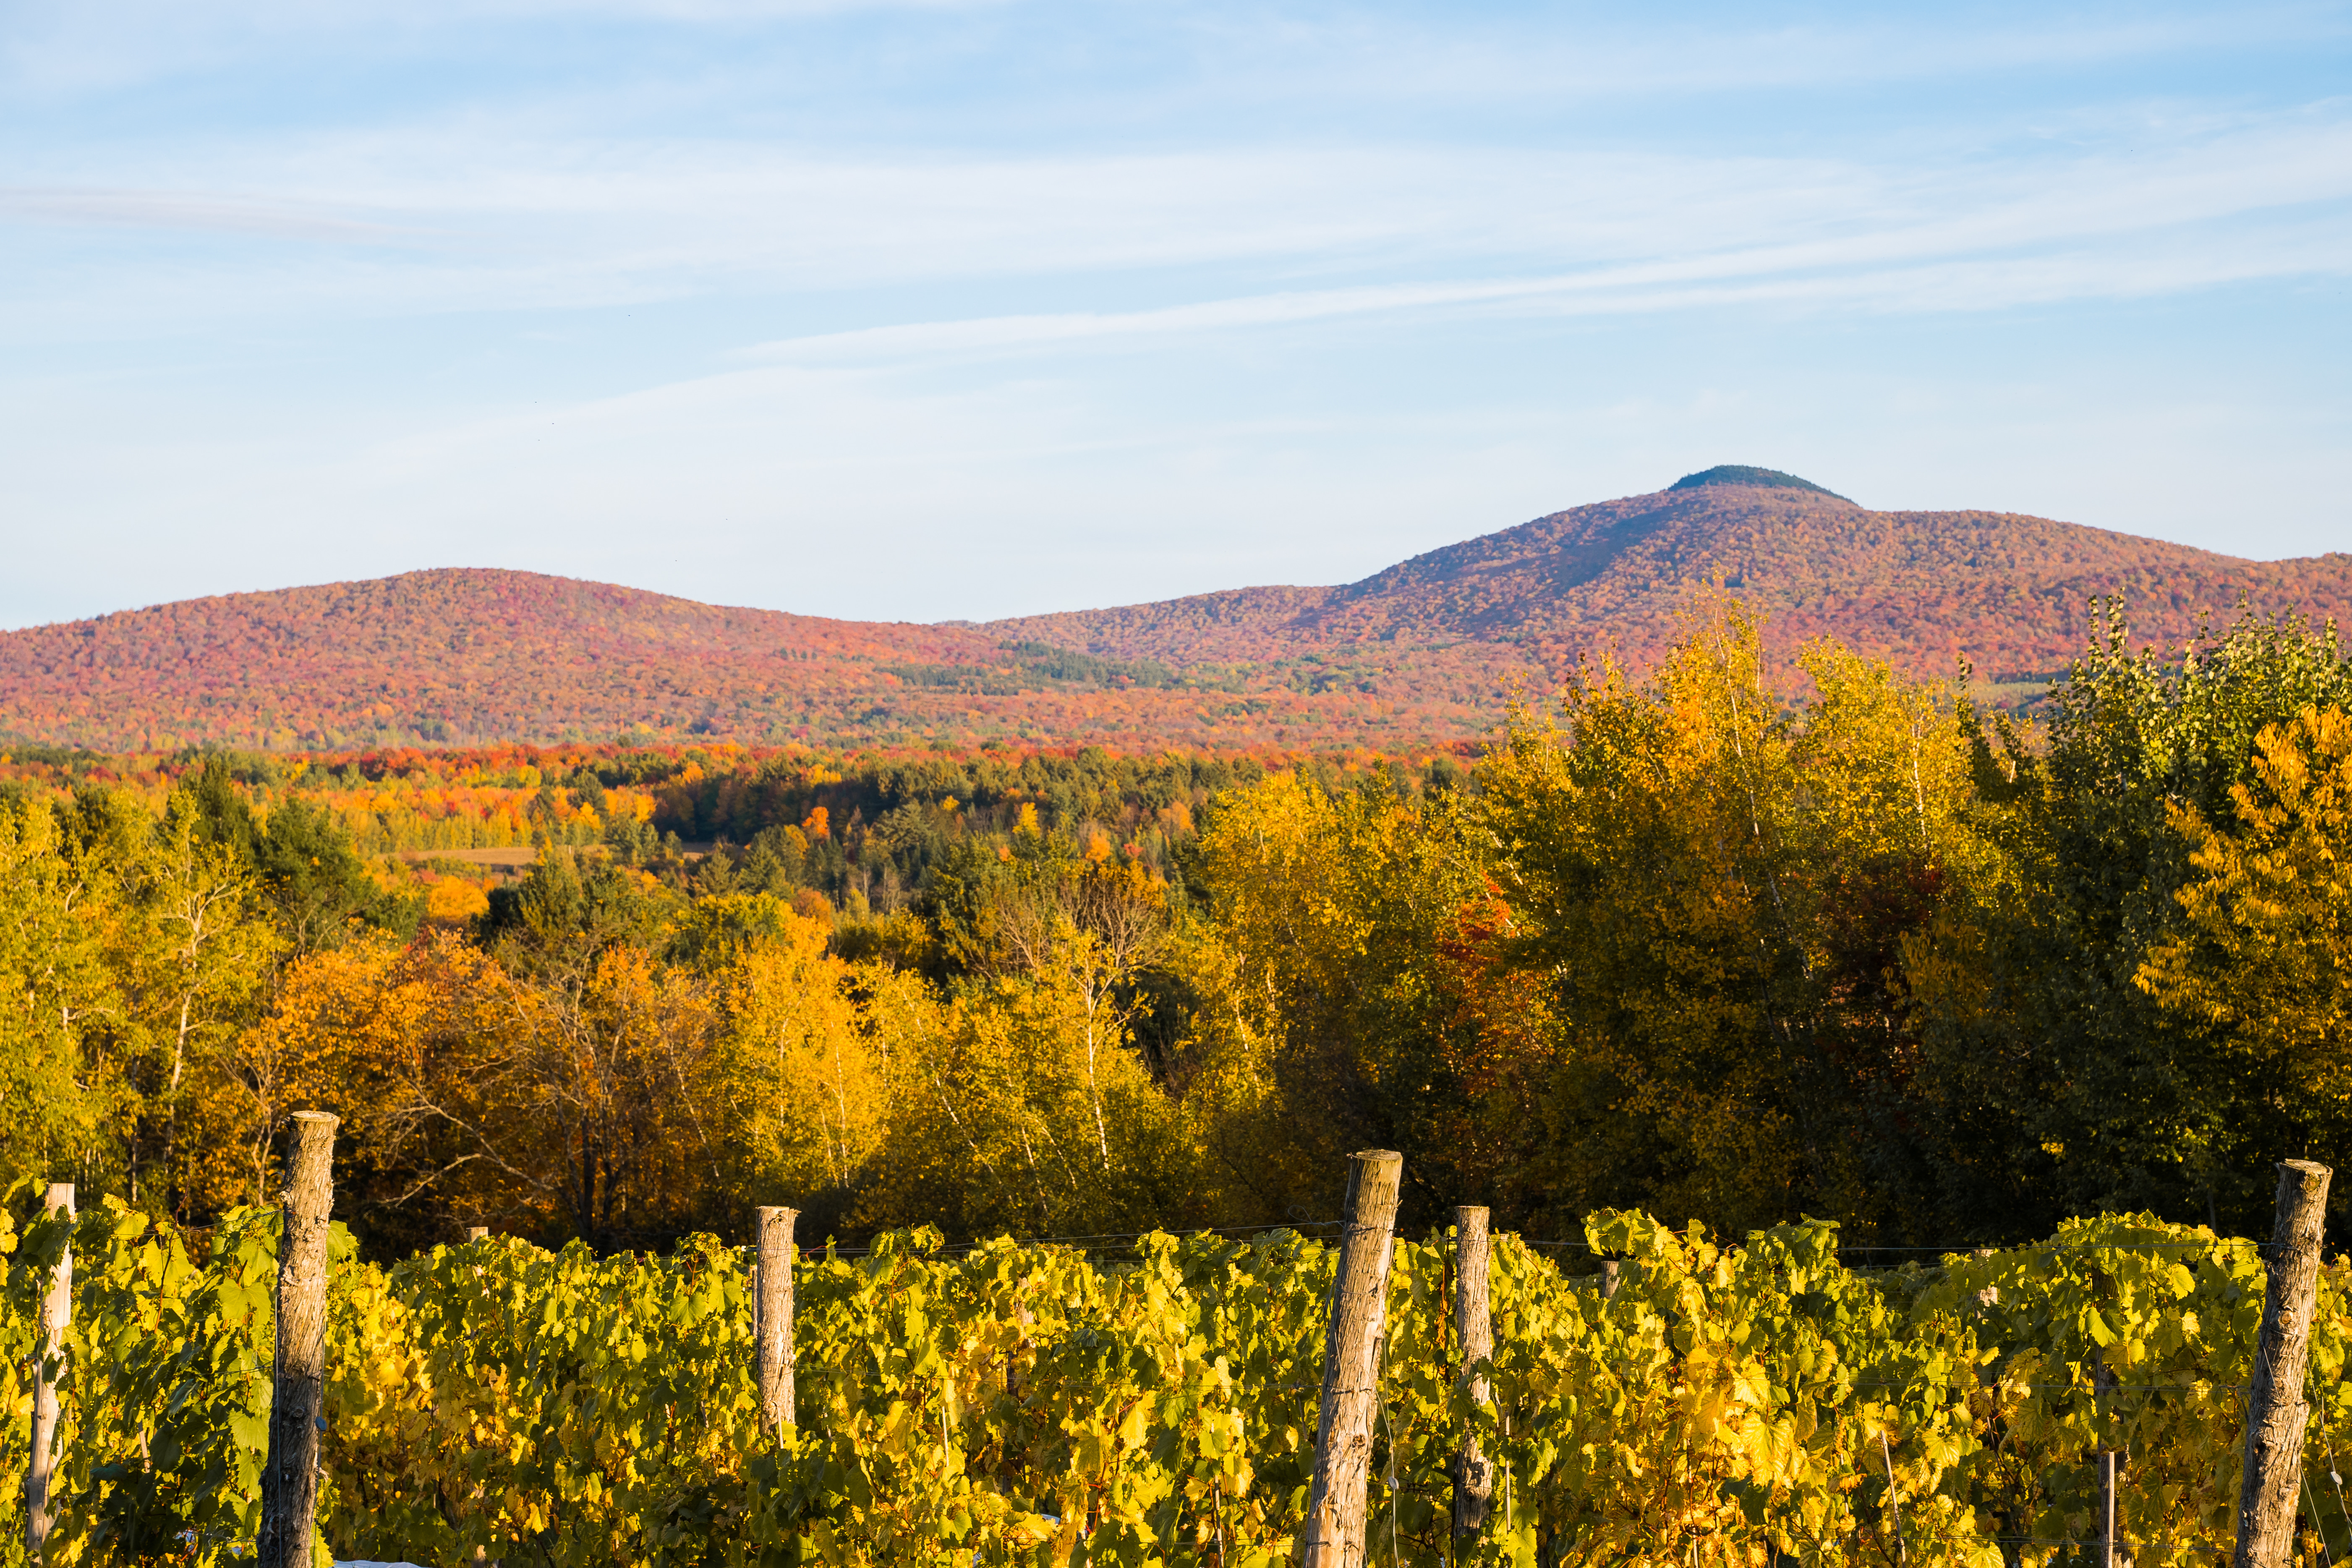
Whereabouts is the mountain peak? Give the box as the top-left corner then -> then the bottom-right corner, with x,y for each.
1669,465 -> 1850,502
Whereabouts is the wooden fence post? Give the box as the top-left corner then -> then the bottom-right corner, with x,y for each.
463,1223 -> 492,1559
2234,1158 -> 2332,1568
1452,1205 -> 1494,1545
2093,1352 -> 2119,1568
1303,1150 -> 1404,1568
755,1206 -> 798,1435
2095,1449 -> 2118,1568
23,1182 -> 73,1563
1601,1259 -> 1621,1300
259,1112 -> 339,1568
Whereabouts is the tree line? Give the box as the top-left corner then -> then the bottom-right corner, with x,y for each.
4,596 -> 2348,1256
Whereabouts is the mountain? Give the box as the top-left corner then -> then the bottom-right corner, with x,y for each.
990,468 -> 2352,699
5,468 -> 2348,752
0,567 -> 1429,752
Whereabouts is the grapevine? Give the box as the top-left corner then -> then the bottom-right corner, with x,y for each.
5,1207 -> 2346,1565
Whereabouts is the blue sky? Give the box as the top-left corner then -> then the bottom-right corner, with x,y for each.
5,0 -> 2349,629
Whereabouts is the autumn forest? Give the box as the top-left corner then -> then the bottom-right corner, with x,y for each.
8,594 -> 2352,1261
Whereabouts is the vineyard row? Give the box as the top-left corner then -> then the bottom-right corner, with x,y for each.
5,1126 -> 2349,1566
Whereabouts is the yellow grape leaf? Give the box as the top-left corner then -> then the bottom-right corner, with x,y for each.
1006,1513 -> 1059,1547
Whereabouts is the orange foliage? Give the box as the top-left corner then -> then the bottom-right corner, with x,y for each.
422,874 -> 491,923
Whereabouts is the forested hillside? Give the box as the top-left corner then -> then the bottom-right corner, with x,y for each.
5,468 -> 2347,751
995,468 -> 2352,708
0,569 -> 1372,753
6,599 -> 2349,1262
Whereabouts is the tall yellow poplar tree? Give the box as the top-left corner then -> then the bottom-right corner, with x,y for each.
0,799 -> 130,1194
2138,704 -> 2352,1147
721,902 -> 887,1201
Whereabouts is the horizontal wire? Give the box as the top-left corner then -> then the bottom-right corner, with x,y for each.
685,1226 -> 2291,1268
1846,1380 -> 2248,1392
1521,1237 -> 2264,1256
787,1218 -> 1349,1260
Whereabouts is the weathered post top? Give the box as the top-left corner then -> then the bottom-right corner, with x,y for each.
24,1182 -> 76,1561
755,1205 -> 800,1435
1302,1150 -> 1404,1568
259,1112 -> 340,1568
2233,1158 -> 2334,1568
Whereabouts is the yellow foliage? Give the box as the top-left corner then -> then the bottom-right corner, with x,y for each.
723,907 -> 886,1193
1476,596 -> 1986,1238
1183,763 -> 1509,1213
2139,703 -> 2352,1104
185,930 -> 513,1219
424,875 -> 491,922
0,799 -> 130,1186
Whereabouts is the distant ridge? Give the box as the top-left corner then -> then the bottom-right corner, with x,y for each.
988,476 -> 2352,690
1669,465 -> 1852,502
4,474 -> 2348,750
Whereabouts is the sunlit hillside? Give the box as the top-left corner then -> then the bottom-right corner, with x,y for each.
6,468 -> 2347,749
993,468 -> 2352,708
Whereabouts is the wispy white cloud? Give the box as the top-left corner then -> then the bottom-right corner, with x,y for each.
682,114 -> 2352,362
0,186 -> 426,242
10,108 -> 2348,335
